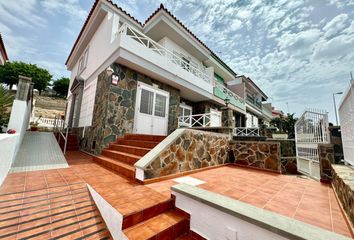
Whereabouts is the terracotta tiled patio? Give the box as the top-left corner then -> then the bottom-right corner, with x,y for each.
1,151 -> 352,239
146,166 -> 354,238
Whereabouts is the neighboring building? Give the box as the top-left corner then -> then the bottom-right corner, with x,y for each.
65,0 -> 270,153
0,34 -> 9,65
272,107 -> 284,118
228,75 -> 269,127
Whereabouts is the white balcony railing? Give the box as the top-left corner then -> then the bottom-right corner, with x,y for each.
214,81 -> 244,103
119,23 -> 212,83
30,117 -> 64,128
233,127 -> 259,136
178,113 -> 211,128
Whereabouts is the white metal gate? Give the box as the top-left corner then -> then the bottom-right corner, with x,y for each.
295,109 -> 329,180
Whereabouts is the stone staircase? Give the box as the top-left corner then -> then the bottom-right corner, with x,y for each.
93,134 -> 165,180
0,182 -> 112,239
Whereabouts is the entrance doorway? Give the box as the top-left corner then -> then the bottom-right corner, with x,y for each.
134,82 -> 169,135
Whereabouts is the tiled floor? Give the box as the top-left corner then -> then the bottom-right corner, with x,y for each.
2,151 -> 170,218
1,151 -> 352,239
146,165 -> 353,238
10,132 -> 68,173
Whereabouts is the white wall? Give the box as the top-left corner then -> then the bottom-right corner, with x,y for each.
339,81 -> 354,166
0,134 -> 19,185
79,77 -> 98,127
8,100 -> 31,155
173,192 -> 287,240
68,10 -> 120,95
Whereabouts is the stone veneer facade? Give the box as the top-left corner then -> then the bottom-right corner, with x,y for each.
318,144 -> 335,182
79,63 -> 180,154
229,141 -> 281,173
144,130 -> 230,179
331,164 -> 354,226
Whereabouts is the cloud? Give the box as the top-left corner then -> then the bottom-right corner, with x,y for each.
41,0 -> 87,22
323,14 -> 348,38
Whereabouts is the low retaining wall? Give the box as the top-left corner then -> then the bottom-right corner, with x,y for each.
172,184 -> 351,240
318,144 -> 335,182
331,164 -> 354,226
0,134 -> 19,185
135,129 -> 230,180
229,141 -> 281,173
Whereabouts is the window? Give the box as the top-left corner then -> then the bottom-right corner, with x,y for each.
78,48 -> 89,75
154,94 -> 167,117
140,89 -> 154,115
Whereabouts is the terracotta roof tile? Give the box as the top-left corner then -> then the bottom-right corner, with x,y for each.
0,33 -> 9,61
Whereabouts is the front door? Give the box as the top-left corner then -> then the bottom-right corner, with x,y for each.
134,82 -> 169,135
210,108 -> 221,127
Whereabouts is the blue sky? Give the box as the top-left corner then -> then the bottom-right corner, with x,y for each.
1,0 -> 354,123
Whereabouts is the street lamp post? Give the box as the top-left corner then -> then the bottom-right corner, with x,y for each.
332,92 -> 343,126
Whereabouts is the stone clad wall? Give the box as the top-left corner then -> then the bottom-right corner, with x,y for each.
229,141 -> 281,173
318,144 -> 335,182
144,130 -> 230,179
79,63 -> 180,154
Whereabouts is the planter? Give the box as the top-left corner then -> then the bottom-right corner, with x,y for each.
30,126 -> 38,131
272,133 -> 288,139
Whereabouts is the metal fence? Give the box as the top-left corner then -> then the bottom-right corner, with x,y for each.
233,127 -> 260,137
295,109 -> 329,179
338,81 -> 354,166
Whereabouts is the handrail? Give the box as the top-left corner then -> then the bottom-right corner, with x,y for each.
53,116 -> 69,155
118,23 -> 212,83
233,127 -> 259,137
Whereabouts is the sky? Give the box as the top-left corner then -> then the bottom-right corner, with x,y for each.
1,0 -> 354,123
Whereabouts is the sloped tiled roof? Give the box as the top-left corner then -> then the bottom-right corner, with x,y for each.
0,33 -> 9,61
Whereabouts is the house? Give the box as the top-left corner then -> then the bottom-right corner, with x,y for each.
228,75 -> 271,127
0,34 -> 9,65
65,0 -> 270,154
272,106 -> 285,118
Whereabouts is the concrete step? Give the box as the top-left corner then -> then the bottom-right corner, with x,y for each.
93,155 -> 135,180
101,149 -> 140,165
116,139 -> 160,149
124,134 -> 166,142
123,209 -> 189,240
108,144 -> 151,157
122,198 -> 175,229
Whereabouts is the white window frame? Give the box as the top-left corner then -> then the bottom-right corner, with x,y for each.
77,47 -> 89,75
179,103 -> 192,117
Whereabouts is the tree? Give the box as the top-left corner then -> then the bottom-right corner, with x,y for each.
0,85 -> 14,131
53,77 -> 70,97
270,113 -> 298,139
0,61 -> 52,94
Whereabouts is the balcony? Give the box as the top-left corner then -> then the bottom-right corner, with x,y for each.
214,81 -> 245,111
246,94 -> 262,110
117,23 -> 213,97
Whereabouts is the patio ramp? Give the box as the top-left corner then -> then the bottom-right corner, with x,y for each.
0,182 -> 112,239
10,132 -> 69,173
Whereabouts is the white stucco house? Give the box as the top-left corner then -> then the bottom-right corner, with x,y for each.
65,0 -> 273,153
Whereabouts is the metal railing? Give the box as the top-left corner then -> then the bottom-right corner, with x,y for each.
31,117 -> 64,128
295,109 -> 329,179
53,117 -> 69,154
119,23 -> 212,83
233,127 -> 260,136
178,113 -> 212,128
